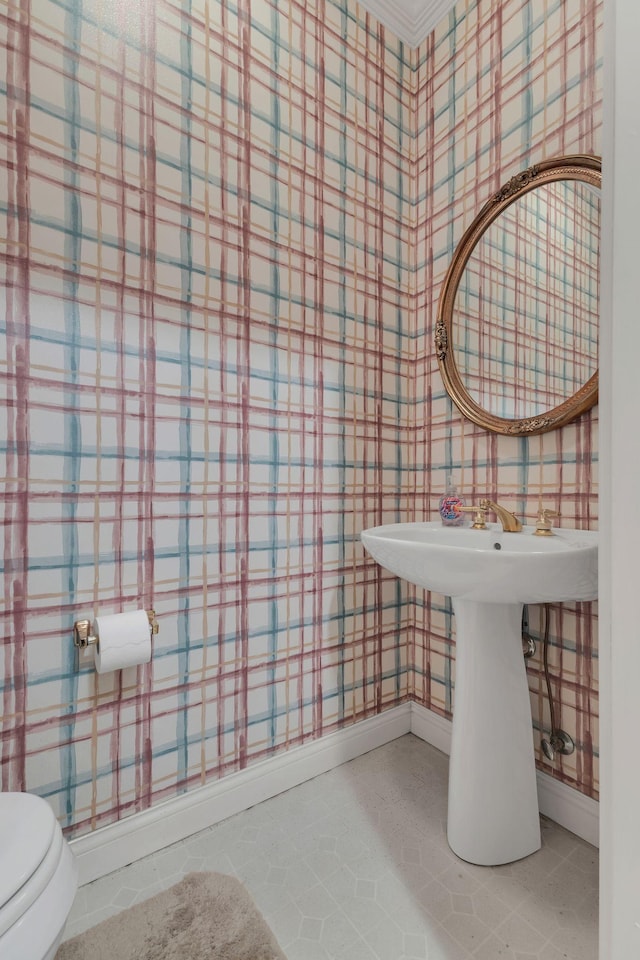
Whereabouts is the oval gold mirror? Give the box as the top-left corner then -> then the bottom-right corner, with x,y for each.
435,155 -> 601,436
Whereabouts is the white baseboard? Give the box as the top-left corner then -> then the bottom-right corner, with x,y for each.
409,702 -> 600,848
410,700 -> 453,754
71,700 -> 598,886
536,763 -> 600,848
70,704 -> 412,886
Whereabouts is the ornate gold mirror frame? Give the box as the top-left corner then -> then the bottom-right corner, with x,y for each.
435,155 -> 601,436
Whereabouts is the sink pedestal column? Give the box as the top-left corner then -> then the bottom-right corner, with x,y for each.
447,599 -> 541,866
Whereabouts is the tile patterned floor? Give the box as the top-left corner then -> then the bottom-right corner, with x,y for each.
63,735 -> 599,959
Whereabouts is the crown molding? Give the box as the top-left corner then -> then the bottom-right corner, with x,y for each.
358,0 -> 458,48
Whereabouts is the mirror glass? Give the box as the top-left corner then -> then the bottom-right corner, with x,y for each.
436,156 -> 600,435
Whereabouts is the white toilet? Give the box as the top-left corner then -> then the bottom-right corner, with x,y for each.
0,792 -> 78,959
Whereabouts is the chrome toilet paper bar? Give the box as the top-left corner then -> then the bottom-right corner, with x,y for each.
73,609 -> 159,648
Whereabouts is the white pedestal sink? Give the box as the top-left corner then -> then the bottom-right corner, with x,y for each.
361,521 -> 598,865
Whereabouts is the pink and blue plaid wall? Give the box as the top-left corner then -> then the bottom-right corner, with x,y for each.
413,0 -> 601,800
0,0 -> 600,838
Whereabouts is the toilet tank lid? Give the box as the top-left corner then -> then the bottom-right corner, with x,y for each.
0,793 -> 58,908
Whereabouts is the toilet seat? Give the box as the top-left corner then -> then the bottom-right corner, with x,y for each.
0,793 -> 77,960
0,822 -> 64,937
0,792 -> 58,914
0,831 -> 76,960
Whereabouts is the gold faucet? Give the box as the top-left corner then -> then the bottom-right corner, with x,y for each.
534,507 -> 559,536
459,504 -> 488,529
479,499 -> 522,533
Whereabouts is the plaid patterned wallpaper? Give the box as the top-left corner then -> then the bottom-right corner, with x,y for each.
412,0 -> 602,800
0,0 -> 601,837
1,0 -> 413,834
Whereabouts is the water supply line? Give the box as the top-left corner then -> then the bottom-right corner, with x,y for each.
522,603 -> 575,761
521,605 -> 536,658
539,603 -> 575,760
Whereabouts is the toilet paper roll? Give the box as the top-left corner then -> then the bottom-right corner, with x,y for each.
93,609 -> 152,673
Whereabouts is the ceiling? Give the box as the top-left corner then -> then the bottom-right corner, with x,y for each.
357,0 -> 458,47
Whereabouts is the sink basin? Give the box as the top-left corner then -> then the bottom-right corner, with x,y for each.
361,521 -> 597,604
361,520 -> 598,866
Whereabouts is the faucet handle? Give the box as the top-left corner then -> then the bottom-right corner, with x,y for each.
534,507 -> 559,536
459,504 -> 488,529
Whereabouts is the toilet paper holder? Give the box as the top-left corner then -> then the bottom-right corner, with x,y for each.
73,610 -> 159,649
